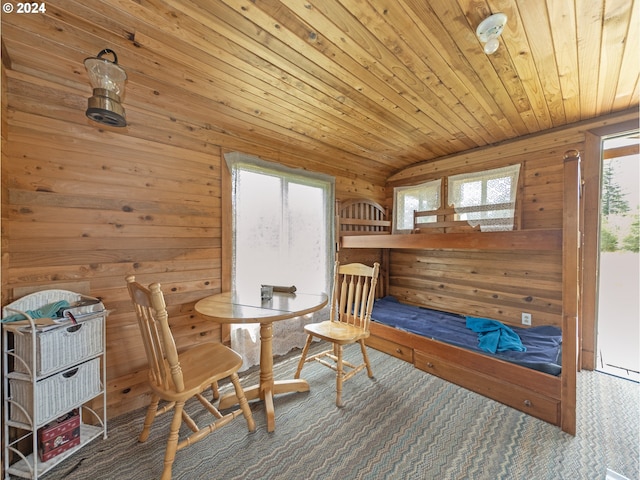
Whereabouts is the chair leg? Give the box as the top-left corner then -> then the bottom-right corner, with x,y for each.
230,372 -> 256,432
335,344 -> 344,408
359,339 -> 374,378
161,401 -> 185,480
294,334 -> 314,379
139,394 -> 160,442
211,380 -> 220,400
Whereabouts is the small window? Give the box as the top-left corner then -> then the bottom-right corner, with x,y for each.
226,153 -> 334,294
393,179 -> 441,233
448,164 -> 521,231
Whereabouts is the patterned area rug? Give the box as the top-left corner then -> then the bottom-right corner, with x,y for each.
45,343 -> 639,480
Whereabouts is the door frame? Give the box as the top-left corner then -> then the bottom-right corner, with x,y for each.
581,119 -> 639,370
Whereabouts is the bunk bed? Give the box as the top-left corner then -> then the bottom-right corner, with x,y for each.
337,151 -> 580,435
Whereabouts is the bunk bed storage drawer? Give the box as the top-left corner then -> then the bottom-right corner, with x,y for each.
366,335 -> 413,363
414,350 -> 560,425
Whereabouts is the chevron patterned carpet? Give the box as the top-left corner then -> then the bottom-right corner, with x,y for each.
45,343 -> 639,480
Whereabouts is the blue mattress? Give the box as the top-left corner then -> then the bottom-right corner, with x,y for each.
371,296 -> 562,376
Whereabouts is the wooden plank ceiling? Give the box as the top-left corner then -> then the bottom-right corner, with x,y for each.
2,0 -> 638,182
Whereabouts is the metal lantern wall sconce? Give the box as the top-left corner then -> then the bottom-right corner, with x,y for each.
84,49 -> 128,127
476,13 -> 507,55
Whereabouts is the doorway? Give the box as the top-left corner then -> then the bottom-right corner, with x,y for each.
597,131 -> 639,382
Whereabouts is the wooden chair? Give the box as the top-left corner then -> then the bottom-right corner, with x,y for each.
125,276 -> 255,480
294,261 -> 380,407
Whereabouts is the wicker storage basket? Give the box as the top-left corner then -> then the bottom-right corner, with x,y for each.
10,358 -> 102,426
13,314 -> 104,376
2,290 -> 83,317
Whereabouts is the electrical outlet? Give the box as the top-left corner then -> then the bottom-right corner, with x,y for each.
521,312 -> 532,325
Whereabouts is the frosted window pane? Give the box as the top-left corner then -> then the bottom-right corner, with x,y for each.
235,170 -> 283,293
285,183 -> 326,293
235,172 -> 328,294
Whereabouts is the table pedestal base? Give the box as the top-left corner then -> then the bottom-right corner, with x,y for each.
218,379 -> 309,432
219,322 -> 309,432
195,292 -> 328,433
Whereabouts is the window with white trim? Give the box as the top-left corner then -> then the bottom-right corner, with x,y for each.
393,179 -> 441,233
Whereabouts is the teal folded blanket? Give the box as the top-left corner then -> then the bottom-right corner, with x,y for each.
466,316 -> 526,354
1,300 -> 71,323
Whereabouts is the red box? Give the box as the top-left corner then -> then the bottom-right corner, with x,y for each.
38,409 -> 80,462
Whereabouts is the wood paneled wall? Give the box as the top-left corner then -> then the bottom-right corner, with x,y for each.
1,61 -> 636,419
383,111 -> 638,329
386,147 -> 570,327
0,67 -> 384,418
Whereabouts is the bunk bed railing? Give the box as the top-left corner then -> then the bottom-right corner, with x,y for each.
412,203 -> 515,233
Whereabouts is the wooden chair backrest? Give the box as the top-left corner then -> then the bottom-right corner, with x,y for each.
330,261 -> 380,331
125,276 -> 184,393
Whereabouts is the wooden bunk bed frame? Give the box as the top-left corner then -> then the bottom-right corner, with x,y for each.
338,150 -> 580,435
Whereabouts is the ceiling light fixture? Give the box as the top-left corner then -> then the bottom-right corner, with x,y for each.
84,49 -> 128,127
476,13 -> 507,55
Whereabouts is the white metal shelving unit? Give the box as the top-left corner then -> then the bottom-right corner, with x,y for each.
2,290 -> 107,480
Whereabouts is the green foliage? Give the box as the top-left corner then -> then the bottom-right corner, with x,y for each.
622,215 -> 640,252
600,226 -> 618,252
601,162 -> 630,217
600,158 -> 637,253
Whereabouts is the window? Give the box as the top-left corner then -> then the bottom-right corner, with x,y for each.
448,164 -> 521,231
225,152 -> 334,369
393,179 -> 441,233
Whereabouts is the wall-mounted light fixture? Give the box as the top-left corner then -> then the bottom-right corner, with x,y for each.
84,49 -> 128,127
476,13 -> 507,55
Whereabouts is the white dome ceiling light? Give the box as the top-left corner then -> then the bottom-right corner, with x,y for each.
476,13 -> 508,55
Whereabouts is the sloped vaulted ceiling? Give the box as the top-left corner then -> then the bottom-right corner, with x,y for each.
2,0 -> 638,182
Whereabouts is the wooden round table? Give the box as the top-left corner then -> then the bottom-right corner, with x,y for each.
195,291 -> 328,432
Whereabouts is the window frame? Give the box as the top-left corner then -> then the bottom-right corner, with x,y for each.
392,179 -> 442,234
391,164 -> 522,234
223,151 -> 335,296
447,164 -> 521,232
